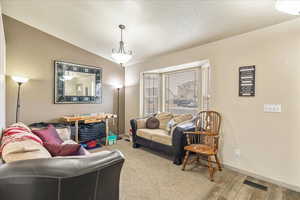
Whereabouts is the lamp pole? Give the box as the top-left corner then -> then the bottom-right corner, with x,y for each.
15,82 -> 22,123
117,87 -> 120,136
12,76 -> 29,123
116,86 -> 123,140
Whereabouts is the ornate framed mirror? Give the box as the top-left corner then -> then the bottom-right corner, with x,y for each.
54,61 -> 102,104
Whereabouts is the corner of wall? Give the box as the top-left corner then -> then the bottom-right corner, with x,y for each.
0,3 -> 6,132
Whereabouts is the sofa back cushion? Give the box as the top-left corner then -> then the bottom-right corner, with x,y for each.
32,125 -> 63,144
136,118 -> 147,129
56,127 -> 71,141
173,114 -> 193,124
156,112 -> 173,131
146,117 -> 160,129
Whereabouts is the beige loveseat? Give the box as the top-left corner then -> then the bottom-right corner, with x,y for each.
130,112 -> 195,165
135,112 -> 193,146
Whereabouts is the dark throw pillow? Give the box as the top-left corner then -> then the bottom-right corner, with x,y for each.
32,125 -> 64,144
146,117 -> 160,129
43,143 -> 81,156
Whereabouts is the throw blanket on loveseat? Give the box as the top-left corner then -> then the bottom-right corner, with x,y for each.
0,123 -> 43,154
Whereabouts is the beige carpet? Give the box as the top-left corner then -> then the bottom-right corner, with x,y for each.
93,140 -> 300,200
101,140 -> 217,200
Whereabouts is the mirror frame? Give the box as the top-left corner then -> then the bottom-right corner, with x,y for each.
54,61 -> 102,104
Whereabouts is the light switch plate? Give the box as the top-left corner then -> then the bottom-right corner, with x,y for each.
264,104 -> 282,113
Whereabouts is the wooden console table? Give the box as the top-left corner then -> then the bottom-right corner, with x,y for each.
62,113 -> 117,145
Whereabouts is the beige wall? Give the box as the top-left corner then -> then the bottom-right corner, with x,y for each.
4,15 -> 125,133
125,18 -> 300,190
0,6 -> 6,132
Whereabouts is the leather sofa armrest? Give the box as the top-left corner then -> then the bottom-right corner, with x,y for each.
0,150 -> 124,178
0,150 -> 125,200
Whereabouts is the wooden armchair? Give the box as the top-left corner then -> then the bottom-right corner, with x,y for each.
182,111 -> 222,181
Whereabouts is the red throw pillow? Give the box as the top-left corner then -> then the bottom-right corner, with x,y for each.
32,125 -> 63,144
43,143 -> 81,156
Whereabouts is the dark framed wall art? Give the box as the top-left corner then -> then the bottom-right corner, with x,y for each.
239,65 -> 255,97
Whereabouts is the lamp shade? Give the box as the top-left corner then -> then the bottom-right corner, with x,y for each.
275,0 -> 300,15
115,84 -> 123,89
12,76 -> 29,84
111,52 -> 132,64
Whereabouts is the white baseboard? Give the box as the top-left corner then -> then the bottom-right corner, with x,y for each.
223,162 -> 300,193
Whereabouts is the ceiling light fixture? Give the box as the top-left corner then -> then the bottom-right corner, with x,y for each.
275,0 -> 300,15
111,24 -> 132,66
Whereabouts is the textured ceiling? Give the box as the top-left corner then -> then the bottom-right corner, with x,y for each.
0,0 -> 298,66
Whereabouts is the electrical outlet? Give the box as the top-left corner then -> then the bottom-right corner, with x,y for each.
235,149 -> 241,159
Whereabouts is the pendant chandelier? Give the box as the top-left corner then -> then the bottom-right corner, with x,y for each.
111,24 -> 133,65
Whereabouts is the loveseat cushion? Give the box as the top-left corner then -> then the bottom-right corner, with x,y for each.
136,129 -> 152,140
156,112 -> 173,131
173,114 -> 193,124
136,118 -> 147,129
151,131 -> 172,146
136,129 -> 172,146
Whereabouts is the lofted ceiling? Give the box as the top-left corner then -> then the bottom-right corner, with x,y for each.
0,0 -> 298,66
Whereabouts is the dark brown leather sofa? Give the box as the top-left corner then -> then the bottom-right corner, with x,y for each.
0,150 -> 124,200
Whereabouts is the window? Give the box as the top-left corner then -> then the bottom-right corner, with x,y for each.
141,67 -> 203,116
143,73 -> 161,115
165,69 -> 199,114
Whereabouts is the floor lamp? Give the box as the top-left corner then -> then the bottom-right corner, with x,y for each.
12,76 -> 29,123
116,85 -> 123,139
